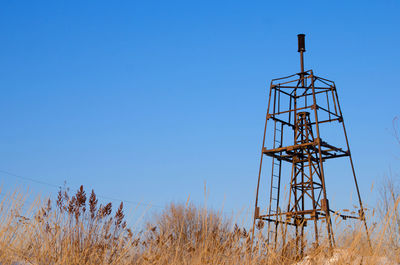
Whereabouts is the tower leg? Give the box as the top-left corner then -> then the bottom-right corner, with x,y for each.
334,89 -> 371,247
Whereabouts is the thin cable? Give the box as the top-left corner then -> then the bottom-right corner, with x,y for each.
0,169 -> 60,188
0,168 -> 236,215
0,169 -> 164,208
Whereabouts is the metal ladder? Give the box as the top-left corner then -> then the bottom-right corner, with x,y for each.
267,119 -> 283,245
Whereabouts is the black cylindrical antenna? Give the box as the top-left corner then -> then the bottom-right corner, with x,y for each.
297,34 -> 306,52
297,34 -> 306,74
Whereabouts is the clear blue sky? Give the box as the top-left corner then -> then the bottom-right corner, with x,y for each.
0,0 -> 399,224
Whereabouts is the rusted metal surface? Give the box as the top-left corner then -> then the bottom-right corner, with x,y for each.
251,34 -> 370,255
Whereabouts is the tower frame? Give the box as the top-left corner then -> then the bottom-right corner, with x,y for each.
252,35 -> 370,254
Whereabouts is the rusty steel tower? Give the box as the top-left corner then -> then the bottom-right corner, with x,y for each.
252,34 -> 369,253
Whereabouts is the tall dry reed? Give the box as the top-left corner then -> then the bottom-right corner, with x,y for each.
0,186 -> 398,264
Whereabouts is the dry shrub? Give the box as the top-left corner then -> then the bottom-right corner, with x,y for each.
138,203 -> 247,264
0,186 -> 398,264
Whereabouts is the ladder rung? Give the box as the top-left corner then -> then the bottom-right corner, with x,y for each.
274,162 -> 280,166
273,174 -> 279,178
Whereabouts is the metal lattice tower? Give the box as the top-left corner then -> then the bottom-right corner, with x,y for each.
252,34 -> 370,254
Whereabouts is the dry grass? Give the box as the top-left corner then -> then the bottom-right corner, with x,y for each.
0,186 -> 398,265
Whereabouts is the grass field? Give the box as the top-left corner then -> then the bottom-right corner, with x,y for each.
0,186 -> 398,265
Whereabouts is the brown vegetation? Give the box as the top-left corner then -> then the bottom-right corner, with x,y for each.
0,185 -> 398,264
